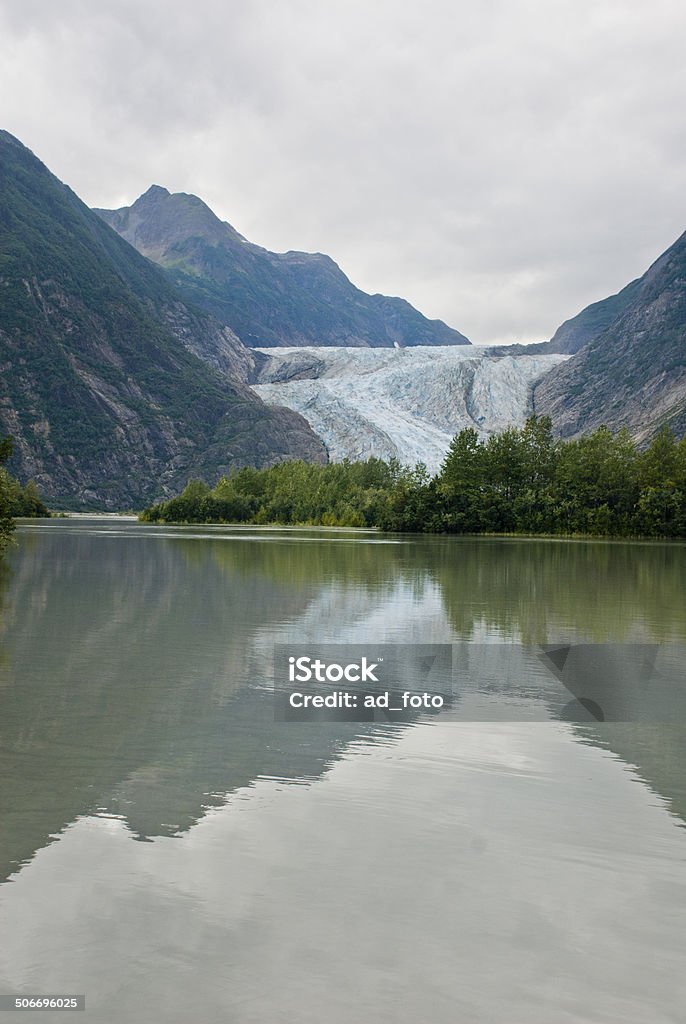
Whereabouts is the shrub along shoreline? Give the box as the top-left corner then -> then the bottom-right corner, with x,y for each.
140,417 -> 686,539
0,436 -> 50,556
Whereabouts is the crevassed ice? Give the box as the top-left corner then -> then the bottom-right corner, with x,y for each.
251,346 -> 568,473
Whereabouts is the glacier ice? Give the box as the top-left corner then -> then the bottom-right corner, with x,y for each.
251,346 -> 568,473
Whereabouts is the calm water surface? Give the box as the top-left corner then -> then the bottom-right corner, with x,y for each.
1,520 -> 686,1023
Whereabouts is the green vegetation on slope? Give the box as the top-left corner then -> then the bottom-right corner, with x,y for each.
141,417 -> 686,539
0,131 -> 324,509
96,186 -> 471,348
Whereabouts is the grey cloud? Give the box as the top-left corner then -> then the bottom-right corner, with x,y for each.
1,0 -> 685,343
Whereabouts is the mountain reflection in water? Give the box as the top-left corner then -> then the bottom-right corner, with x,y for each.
1,521 -> 686,886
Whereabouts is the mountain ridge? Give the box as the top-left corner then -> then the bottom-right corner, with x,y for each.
95,187 -> 471,349
535,227 -> 686,441
541,277 -> 643,354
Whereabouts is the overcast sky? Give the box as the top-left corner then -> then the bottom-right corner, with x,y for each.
1,0 -> 685,344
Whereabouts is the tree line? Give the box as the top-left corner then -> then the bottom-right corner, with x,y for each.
140,417 -> 686,539
0,437 -> 49,555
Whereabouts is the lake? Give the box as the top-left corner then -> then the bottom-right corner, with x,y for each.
1,519 -> 685,1022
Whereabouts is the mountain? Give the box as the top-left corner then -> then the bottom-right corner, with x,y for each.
95,186 -> 471,349
542,277 -> 643,354
0,131 -> 325,508
535,229 -> 686,441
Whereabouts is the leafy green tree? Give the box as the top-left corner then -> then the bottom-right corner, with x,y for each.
639,428 -> 679,489
0,438 -> 17,554
140,422 -> 686,540
0,438 -> 48,552
437,428 -> 485,532
520,414 -> 557,492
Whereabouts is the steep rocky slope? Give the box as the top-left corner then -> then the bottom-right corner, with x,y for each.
542,278 -> 642,354
535,229 -> 686,441
95,186 -> 471,349
0,131 -> 325,508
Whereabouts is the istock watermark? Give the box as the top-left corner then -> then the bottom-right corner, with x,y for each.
274,644 -> 454,722
288,655 -> 382,683
272,643 -> 686,723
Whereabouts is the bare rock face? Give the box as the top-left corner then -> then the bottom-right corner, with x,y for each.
0,131 -> 326,509
159,301 -> 255,381
95,188 -> 472,349
534,229 -> 686,442
252,346 -> 567,473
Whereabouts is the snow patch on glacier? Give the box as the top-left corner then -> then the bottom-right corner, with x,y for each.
252,346 -> 567,473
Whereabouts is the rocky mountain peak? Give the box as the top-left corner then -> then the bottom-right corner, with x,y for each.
138,183 -> 171,202
95,191 -> 471,349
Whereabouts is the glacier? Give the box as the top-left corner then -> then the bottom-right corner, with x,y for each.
251,346 -> 568,474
